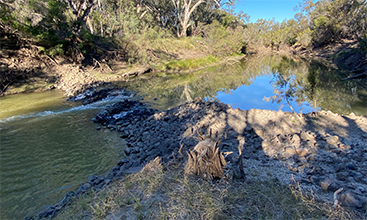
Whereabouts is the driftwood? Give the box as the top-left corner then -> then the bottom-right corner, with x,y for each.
332,188 -> 344,209
185,132 -> 227,180
122,67 -> 152,78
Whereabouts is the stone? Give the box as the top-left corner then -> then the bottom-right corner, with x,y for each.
87,175 -> 98,185
124,147 -> 131,155
350,171 -> 363,182
300,131 -> 314,141
104,179 -> 112,185
295,147 -> 309,157
336,171 -> 349,181
346,163 -> 357,170
340,192 -> 363,209
117,158 -> 129,166
325,135 -> 339,145
320,178 -> 340,192
94,176 -> 105,185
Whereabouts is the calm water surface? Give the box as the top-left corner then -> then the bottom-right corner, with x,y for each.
126,55 -> 366,115
1,55 -> 366,219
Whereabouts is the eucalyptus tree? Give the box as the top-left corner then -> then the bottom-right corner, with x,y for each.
134,0 -> 235,37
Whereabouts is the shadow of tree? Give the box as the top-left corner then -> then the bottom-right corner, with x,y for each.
0,61 -> 58,96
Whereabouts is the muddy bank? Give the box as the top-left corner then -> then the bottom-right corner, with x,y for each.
27,91 -> 367,219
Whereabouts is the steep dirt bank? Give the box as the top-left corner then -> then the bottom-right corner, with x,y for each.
296,39 -> 367,76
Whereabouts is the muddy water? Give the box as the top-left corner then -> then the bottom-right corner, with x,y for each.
0,91 -> 127,219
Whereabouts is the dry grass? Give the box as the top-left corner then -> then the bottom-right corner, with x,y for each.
55,157 -> 366,220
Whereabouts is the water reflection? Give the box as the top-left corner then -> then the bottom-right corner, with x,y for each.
122,55 -> 366,116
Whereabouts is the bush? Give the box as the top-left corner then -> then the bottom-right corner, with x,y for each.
203,20 -> 245,56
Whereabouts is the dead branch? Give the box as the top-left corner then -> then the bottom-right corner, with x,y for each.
332,188 -> 344,209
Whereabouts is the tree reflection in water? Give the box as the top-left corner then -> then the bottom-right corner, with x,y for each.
120,55 -> 366,116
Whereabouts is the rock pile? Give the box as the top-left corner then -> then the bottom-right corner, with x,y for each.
27,96 -> 367,219
91,98 -> 366,211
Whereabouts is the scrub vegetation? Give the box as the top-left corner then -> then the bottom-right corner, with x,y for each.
1,0 -> 366,96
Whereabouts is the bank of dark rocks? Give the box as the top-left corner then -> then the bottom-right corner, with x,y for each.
27,93 -> 367,219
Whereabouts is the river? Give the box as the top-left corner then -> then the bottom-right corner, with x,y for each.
0,55 -> 366,219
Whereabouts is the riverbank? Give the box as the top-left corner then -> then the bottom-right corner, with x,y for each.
0,41 -> 244,97
2,35 -> 365,98
26,90 -> 367,219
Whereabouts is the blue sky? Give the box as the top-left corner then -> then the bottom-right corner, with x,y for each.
234,0 -> 305,23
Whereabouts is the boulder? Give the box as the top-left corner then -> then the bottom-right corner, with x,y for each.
340,192 -> 363,209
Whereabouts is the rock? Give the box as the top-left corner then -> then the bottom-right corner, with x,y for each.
320,178 -> 340,192
300,131 -> 314,141
87,175 -> 98,185
124,147 -> 131,155
350,171 -> 363,182
104,179 -> 112,185
340,192 -> 363,209
295,147 -> 309,157
120,133 -> 129,138
346,162 -> 357,170
336,171 -> 349,181
94,176 -> 105,185
117,158 -> 129,166
325,135 -> 339,145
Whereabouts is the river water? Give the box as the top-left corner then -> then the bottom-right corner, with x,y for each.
0,91 -> 128,219
0,55 -> 366,219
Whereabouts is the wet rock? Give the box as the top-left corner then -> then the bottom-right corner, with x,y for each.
117,158 -> 129,166
94,176 -> 105,185
124,147 -> 131,155
87,175 -> 98,185
340,192 -> 363,209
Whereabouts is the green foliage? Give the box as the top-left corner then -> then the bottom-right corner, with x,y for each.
45,43 -> 64,56
203,20 -> 245,56
358,37 -> 367,53
313,16 -> 327,28
164,55 -> 219,71
308,0 -> 367,46
241,0 -> 367,50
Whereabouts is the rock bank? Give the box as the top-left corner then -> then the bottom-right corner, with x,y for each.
92,98 -> 367,211
27,95 -> 367,219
